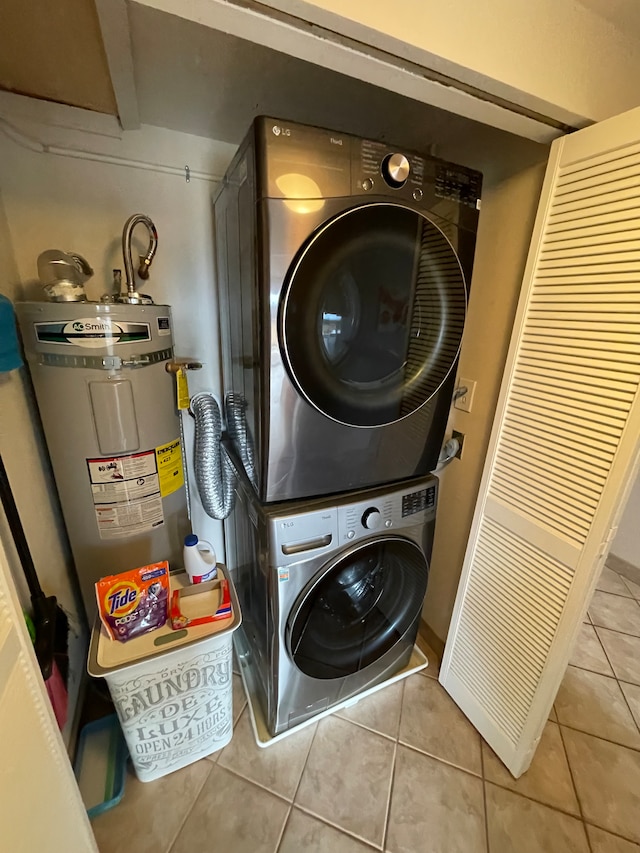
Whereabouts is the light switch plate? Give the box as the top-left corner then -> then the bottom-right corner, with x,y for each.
454,378 -> 476,413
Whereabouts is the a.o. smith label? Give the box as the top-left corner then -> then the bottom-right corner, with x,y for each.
108,647 -> 232,777
35,318 -> 151,348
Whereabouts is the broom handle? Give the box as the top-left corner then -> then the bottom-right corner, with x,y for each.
0,453 -> 44,599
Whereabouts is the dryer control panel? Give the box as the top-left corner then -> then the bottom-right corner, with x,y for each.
271,479 -> 438,563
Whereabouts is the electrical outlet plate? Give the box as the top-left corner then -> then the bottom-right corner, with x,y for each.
454,378 -> 476,413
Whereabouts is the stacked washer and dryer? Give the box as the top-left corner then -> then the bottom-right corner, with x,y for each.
213,117 -> 481,737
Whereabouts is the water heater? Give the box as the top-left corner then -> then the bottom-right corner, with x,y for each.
16,302 -> 189,617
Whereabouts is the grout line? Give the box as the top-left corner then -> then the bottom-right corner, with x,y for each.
480,742 -> 491,853
593,625 -> 640,685
565,661 -> 615,679
553,720 -> 640,755
291,717 -> 319,804
583,820 -> 640,848
274,718 -> 322,852
590,623 -> 640,739
556,722 -> 592,840
166,759 -> 215,853
293,803 -> 382,850
593,586 -> 634,601
397,737 -> 483,778
274,805 -> 293,853
589,623 -> 640,640
484,781 -> 586,823
215,761 -> 295,805
481,772 -> 584,823
381,739 -> 398,851
332,713 -> 398,743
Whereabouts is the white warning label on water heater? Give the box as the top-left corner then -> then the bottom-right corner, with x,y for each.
87,449 -> 164,539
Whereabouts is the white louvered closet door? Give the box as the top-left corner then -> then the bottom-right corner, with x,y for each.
440,105 -> 640,778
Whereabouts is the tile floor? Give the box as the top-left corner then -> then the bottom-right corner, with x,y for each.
91,564 -> 640,853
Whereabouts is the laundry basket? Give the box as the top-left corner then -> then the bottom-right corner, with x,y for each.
88,568 -> 241,782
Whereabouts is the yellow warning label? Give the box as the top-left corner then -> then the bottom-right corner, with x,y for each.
156,438 -> 185,497
176,368 -> 190,411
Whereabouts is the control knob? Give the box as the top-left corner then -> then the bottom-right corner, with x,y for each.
382,153 -> 410,188
361,507 -> 382,530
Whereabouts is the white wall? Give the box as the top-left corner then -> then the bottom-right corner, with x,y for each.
257,0 -> 640,125
0,101 -> 238,739
610,471 -> 640,569
0,189 -> 87,745
421,152 -> 547,642
0,100 -> 237,566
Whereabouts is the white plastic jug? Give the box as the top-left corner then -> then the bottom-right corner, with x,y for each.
183,534 -> 217,583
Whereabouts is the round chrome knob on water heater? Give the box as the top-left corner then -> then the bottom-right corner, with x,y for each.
15,301 -> 189,618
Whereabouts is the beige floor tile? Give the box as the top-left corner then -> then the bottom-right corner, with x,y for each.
335,679 -> 404,739
597,568 -> 634,598
549,705 -> 558,721
398,672 -> 482,775
555,666 -> 640,749
233,672 -> 247,724
622,577 -> 640,600
295,715 -> 394,846
91,759 -> 212,853
171,764 -> 289,853
206,673 -> 246,763
587,825 -> 640,853
386,745 -> 486,853
482,721 -> 579,814
589,592 -> 640,636
485,783 -> 590,853
217,707 -> 315,800
279,808 -> 374,853
570,623 -> 615,676
562,727 -> 640,843
596,628 -> 640,686
619,681 -> 640,730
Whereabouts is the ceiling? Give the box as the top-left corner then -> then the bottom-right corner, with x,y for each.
0,0 -> 116,114
577,0 -> 640,35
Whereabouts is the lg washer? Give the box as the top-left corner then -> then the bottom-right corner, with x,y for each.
224,450 -> 437,736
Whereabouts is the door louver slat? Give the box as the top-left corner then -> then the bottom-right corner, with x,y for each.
503,411 -> 618,455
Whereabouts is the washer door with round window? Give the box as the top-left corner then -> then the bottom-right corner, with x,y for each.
286,537 -> 429,680
279,203 -> 467,428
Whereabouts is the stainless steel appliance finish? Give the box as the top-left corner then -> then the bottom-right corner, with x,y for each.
214,117 -> 482,502
16,301 -> 189,617
225,456 -> 437,736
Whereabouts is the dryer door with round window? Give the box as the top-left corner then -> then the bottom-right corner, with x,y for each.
279,203 -> 467,428
287,537 -> 429,679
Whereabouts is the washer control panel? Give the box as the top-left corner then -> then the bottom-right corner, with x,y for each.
272,479 -> 438,562
402,486 -> 436,517
337,482 -> 437,546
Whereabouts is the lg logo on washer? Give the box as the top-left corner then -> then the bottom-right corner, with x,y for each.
272,125 -> 291,137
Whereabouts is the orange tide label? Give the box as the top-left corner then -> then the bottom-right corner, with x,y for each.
104,581 -> 140,617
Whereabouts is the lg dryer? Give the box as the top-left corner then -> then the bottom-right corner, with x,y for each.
214,117 -> 482,502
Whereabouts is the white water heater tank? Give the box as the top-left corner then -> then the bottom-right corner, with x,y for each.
16,302 -> 189,618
